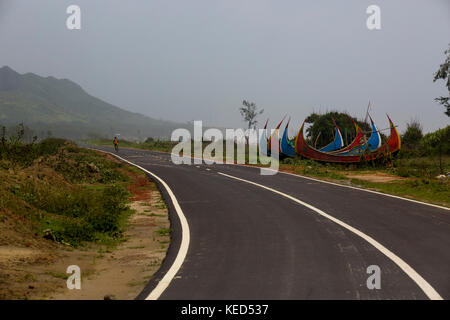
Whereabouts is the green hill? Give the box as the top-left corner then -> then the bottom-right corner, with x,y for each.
0,66 -> 187,140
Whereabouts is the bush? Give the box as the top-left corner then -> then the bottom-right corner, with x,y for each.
45,215 -> 95,244
420,126 -> 450,156
0,126 -> 72,167
9,181 -> 94,244
46,149 -> 127,184
10,176 -> 131,246
36,138 -> 68,156
396,166 -> 410,177
402,120 -> 423,150
85,185 -> 130,234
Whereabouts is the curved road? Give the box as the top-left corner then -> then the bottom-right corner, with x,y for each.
91,146 -> 450,300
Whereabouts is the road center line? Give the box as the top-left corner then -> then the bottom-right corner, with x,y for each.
217,171 -> 443,300
95,149 -> 190,300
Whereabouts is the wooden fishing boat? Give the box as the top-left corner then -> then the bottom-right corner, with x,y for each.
266,117 -> 285,156
318,119 -> 344,152
280,118 -> 297,157
335,115 -> 381,156
294,115 -> 401,163
325,117 -> 365,154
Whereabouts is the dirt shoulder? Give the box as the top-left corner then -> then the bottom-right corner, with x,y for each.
0,143 -> 170,300
344,172 -> 407,183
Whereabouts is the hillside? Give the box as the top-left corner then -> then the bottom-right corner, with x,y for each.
0,66 -> 187,140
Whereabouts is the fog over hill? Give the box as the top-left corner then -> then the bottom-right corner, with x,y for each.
0,66 -> 190,140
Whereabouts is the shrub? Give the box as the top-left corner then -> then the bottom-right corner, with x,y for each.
85,185 -> 130,234
0,128 -> 71,167
420,126 -> 450,156
10,176 -> 131,246
402,119 -> 423,150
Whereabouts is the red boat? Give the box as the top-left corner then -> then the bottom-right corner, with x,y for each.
267,117 -> 285,154
294,115 -> 401,163
326,116 -> 365,154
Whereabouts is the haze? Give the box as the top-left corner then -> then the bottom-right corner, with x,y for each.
0,0 -> 449,133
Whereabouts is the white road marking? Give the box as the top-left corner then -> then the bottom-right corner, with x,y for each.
218,171 -> 443,300
118,146 -> 447,212
93,149 -> 190,300
257,167 -> 450,212
169,151 -> 449,211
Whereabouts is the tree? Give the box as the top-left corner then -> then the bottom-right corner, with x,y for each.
420,126 -> 450,174
402,119 -> 423,150
433,44 -> 450,116
304,111 -> 371,147
239,100 -> 264,129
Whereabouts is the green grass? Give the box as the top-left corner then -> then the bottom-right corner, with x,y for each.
391,156 -> 450,179
0,135 -> 139,247
349,178 -> 449,206
155,228 -> 170,236
278,155 -> 450,207
148,213 -> 166,217
9,180 -> 133,246
126,165 -> 147,175
83,138 -> 176,153
45,271 -> 69,280
155,201 -> 167,210
84,134 -> 449,207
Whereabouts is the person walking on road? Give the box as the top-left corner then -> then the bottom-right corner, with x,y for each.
113,136 -> 119,152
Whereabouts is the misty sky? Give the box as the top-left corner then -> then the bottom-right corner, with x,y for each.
0,0 -> 449,134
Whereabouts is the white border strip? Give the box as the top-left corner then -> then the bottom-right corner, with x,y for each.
218,172 -> 443,300
93,149 -> 190,300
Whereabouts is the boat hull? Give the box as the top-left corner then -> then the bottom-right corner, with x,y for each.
295,116 -> 401,163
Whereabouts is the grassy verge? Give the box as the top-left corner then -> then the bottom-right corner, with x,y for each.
278,156 -> 450,207
0,129 -> 174,300
347,178 -> 449,205
1,138 -> 137,247
83,138 -> 176,153
85,138 -> 449,208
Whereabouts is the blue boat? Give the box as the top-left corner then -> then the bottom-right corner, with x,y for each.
336,115 -> 381,156
319,119 -> 344,152
280,118 -> 297,158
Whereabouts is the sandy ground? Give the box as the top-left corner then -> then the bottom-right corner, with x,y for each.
50,192 -> 170,300
276,165 -> 406,183
0,189 -> 170,300
345,172 -> 407,183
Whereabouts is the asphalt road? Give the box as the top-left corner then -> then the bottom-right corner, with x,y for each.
90,145 -> 450,300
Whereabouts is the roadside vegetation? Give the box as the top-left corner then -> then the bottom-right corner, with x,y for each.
278,119 -> 450,207
85,108 -> 449,208
0,124 -> 171,299
84,137 -> 177,154
279,156 -> 449,207
2,124 -> 141,247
